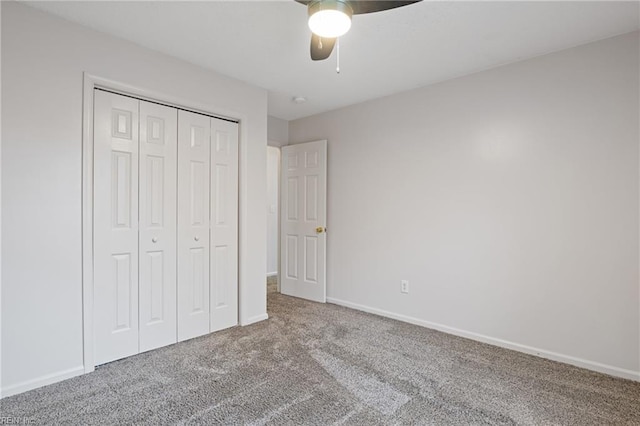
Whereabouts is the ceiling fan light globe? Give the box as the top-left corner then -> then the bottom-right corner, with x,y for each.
309,9 -> 351,38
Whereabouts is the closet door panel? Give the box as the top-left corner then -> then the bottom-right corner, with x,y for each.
210,119 -> 239,332
94,91 -> 140,365
177,110 -> 211,341
139,101 -> 178,352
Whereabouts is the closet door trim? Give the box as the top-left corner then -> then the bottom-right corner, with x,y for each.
82,73 -> 244,373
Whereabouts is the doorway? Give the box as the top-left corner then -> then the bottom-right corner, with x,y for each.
266,145 -> 281,294
83,76 -> 242,371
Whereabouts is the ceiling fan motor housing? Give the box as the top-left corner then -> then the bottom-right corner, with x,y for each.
302,0 -> 423,61
308,0 -> 354,38
308,0 -> 354,20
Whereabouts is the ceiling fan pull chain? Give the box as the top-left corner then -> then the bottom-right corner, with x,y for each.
336,37 -> 340,74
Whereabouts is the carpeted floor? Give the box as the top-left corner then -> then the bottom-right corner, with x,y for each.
2,281 -> 639,425
267,275 -> 277,294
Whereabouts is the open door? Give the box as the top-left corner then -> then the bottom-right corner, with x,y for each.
280,140 -> 327,303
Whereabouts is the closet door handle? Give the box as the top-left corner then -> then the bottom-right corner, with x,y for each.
152,237 -> 158,243
194,236 -> 200,242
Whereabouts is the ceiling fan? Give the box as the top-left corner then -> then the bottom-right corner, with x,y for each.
295,0 -> 422,61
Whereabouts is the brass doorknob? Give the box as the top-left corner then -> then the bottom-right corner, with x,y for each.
316,227 -> 326,234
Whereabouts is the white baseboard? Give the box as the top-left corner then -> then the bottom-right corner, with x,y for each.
326,297 -> 640,382
242,313 -> 269,326
266,272 -> 278,277
1,365 -> 85,398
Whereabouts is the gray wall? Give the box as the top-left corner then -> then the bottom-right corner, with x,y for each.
1,2 -> 268,395
268,115 -> 289,147
267,116 -> 287,277
289,32 -> 640,379
266,146 -> 280,275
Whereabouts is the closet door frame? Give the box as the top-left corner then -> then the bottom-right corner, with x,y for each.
81,73 -> 245,374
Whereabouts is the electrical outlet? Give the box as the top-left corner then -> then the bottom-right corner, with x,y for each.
401,280 -> 409,294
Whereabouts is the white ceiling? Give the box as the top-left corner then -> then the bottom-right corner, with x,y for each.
26,1 -> 640,120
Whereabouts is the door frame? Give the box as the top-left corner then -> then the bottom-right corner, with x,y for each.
266,144 -> 281,292
81,73 -> 247,373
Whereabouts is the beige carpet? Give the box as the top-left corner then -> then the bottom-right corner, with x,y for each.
267,275 -> 278,294
1,282 -> 639,425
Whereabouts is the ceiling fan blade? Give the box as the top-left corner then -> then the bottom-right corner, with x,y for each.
351,1 -> 422,15
310,33 -> 336,61
296,0 -> 421,14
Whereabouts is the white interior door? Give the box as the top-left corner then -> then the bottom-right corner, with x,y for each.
138,101 -> 178,352
177,110 -> 211,341
210,119 -> 239,332
280,140 -> 327,303
94,90 -> 140,364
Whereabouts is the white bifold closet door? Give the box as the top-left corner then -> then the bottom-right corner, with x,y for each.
94,91 -> 141,365
94,91 -> 178,365
138,101 -> 178,353
177,111 -> 239,340
209,118 -> 239,332
94,90 -> 239,365
177,110 -> 211,341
